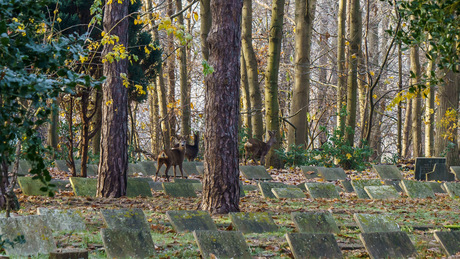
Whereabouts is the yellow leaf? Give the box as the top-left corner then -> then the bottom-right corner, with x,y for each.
370,71 -> 375,76
193,12 -> 199,21
373,94 -> 377,99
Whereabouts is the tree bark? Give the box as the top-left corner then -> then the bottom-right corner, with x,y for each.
201,0 -> 242,214
148,83 -> 160,155
92,89 -> 102,155
47,99 -> 59,158
167,0 -> 177,138
240,53 -> 252,135
177,0 -> 190,138
410,45 -> 422,158
336,0 -> 347,133
200,0 -> 211,61
402,98 -> 412,159
397,43 -> 402,157
424,42 -> 435,157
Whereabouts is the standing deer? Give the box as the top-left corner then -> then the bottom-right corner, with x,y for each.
174,132 -> 200,161
155,139 -> 187,181
244,131 -> 277,165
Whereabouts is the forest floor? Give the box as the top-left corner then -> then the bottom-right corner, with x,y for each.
9,163 -> 460,258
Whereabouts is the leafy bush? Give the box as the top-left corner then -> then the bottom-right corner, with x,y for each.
275,145 -> 308,167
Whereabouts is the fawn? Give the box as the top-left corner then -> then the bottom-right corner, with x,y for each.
155,139 -> 187,181
244,131 -> 277,165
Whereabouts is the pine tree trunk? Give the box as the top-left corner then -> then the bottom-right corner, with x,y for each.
200,0 -> 211,61
410,46 -> 422,158
167,0 -> 176,138
240,54 -> 252,135
149,83 -> 160,156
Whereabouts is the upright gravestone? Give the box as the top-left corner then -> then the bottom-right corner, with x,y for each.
351,179 -> 383,199
427,181 -> 446,193
162,182 -> 197,198
17,159 -> 32,175
139,161 -> 156,175
182,162 -> 200,175
272,188 -> 306,199
86,164 -> 98,176
364,186 -> 400,200
166,210 -> 217,233
229,212 -> 278,233
414,157 -> 446,180
239,165 -> 273,180
401,180 -> 436,199
101,208 -> 149,231
285,233 -> 342,259
353,213 -> 400,233
443,182 -> 460,198
372,165 -> 404,180
300,166 -> 322,179
305,182 -> 340,199
37,208 -> 86,232
18,177 -> 67,196
360,231 -> 418,259
449,166 -> 460,180
127,178 -> 153,197
317,167 -> 347,181
434,231 -> 460,257
54,159 -> 69,172
69,177 -> 97,197
426,163 -> 455,181
291,211 -> 340,234
258,182 -> 288,199
339,180 -> 355,193
101,228 -> 155,258
193,230 -> 251,259
196,165 -> 204,175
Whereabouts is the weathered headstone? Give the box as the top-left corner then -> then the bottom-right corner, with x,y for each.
127,178 -> 153,197
300,166 -> 322,179
285,233 -> 342,259
101,208 -> 149,230
37,208 -> 86,232
317,167 -> 347,181
415,157 -> 446,180
166,210 -> 217,232
139,161 -> 156,175
153,161 -> 166,176
196,165 -> 204,175
55,159 -> 69,172
49,248 -> 88,259
351,179 -> 383,199
241,184 -> 258,192
101,228 -> 155,258
182,162 -> 200,175
162,182 -> 197,198
229,212 -> 278,233
258,182 -> 288,199
434,231 -> 460,256
364,186 -> 400,199
443,182 -> 460,198
372,165 -> 404,180
427,181 -> 446,193
426,163 -> 455,181
193,230 -> 251,259
305,182 -> 340,199
449,166 -> 460,180
383,180 -> 403,192
174,178 -> 203,192
360,231 -> 418,259
17,159 -> 32,175
272,187 -> 306,199
69,177 -> 97,197
340,180 -> 355,193
353,213 -> 400,233
291,211 -> 340,234
17,177 -> 68,196
239,165 -> 273,180
86,164 -> 98,176
0,215 -> 56,257
127,163 -> 147,175
401,180 -> 436,199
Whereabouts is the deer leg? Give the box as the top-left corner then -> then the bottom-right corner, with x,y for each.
179,164 -> 186,179
165,164 -> 171,182
173,165 -> 177,179
154,163 -> 162,182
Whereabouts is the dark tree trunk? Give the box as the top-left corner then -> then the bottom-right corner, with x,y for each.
97,0 -> 129,198
201,0 -> 243,214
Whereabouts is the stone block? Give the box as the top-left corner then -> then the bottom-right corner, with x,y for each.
426,163 -> 455,181
434,230 -> 460,256
17,177 -> 68,196
305,182 -> 340,199
340,179 -> 355,193
351,179 -> 383,199
193,230 -> 251,259
101,228 -> 155,259
241,184 -> 258,192
449,166 -> 460,180
127,178 -> 153,197
258,182 -> 288,199
17,159 -> 32,175
196,165 -> 204,175
182,162 -> 200,176
69,177 -> 97,197
139,161 -> 156,175
86,164 -> 98,176
353,213 -> 400,233
383,180 -> 403,192
166,210 -> 217,233
415,157 -> 446,180
317,167 -> 347,181
49,249 -> 88,259
239,165 -> 272,180
272,187 -> 306,199
401,180 -> 436,199
101,208 -> 149,230
162,182 -> 197,197
37,208 -> 86,232
127,163 -> 147,175
300,166 -> 322,179
364,186 -> 400,200
229,212 -> 278,233
443,182 -> 460,198
372,165 -> 404,180
291,211 -> 340,234
286,233 -> 342,259
359,231 -> 417,259
427,181 -> 446,193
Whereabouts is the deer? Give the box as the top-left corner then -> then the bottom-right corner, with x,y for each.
173,132 -> 200,161
155,139 -> 187,181
244,130 -> 277,165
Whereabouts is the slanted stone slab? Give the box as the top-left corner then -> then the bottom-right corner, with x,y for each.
17,177 -> 67,196
317,167 -> 347,181
364,186 -> 400,200
196,165 -> 204,175
55,159 -> 70,172
286,233 -> 342,259
383,180 -> 403,192
101,228 -> 155,259
449,166 -> 460,180
427,181 -> 446,193
353,213 -> 400,233
139,161 -> 156,175
291,211 -> 340,234
443,182 -> 460,198
127,163 -> 146,175
426,163 -> 455,181
162,182 -> 197,197
258,182 -> 288,199
69,177 -> 96,197
86,164 -> 98,176
239,165 -> 272,180
101,208 -> 149,230
0,215 -> 56,257
229,212 -> 278,233
434,231 -> 460,256
166,210 -> 217,233
127,178 -> 153,197
37,208 -> 86,232
401,180 -> 436,199
182,162 -> 200,175
360,231 -> 418,259
372,165 -> 404,180
49,248 -> 88,259
174,178 -> 202,192
17,159 -> 32,175
272,187 -> 306,199
194,230 -> 251,259
340,180 -> 355,193
241,184 -> 258,192
351,179 -> 383,199
305,182 -> 340,199
415,157 -> 446,180
153,161 -> 166,176
300,166 -> 322,179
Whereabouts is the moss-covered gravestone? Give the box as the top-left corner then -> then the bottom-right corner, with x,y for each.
101,208 -> 149,230
182,162 -> 200,175
353,213 -> 400,233
49,248 -> 88,259
317,167 -> 347,181
139,161 -> 155,175
401,180 -> 436,199
37,208 -> 86,232
372,165 -> 404,180
17,159 -> 32,175
258,182 -> 288,199
434,231 -> 460,256
241,184 -> 258,192
229,212 -> 278,233
449,166 -> 460,180
55,159 -> 69,172
196,165 -> 204,175
174,178 -> 203,192
291,211 -> 340,234
383,180 -> 403,192
285,233 -> 342,259
305,182 -> 340,199
0,215 -> 56,257
239,165 -> 272,180
300,166 -> 322,179
364,186 -> 400,200
127,163 -> 147,175
426,163 -> 456,181
166,210 -> 217,233
153,161 -> 166,176
339,180 -> 355,193
415,157 -> 446,180
443,182 -> 460,198
359,231 -> 417,259
18,177 -> 68,196
427,181 -> 446,193
69,177 -> 97,197
193,230 -> 251,259
351,179 -> 383,199
127,178 -> 153,197
162,182 -> 197,197
101,228 -> 155,258
272,187 -> 306,199
86,164 -> 98,176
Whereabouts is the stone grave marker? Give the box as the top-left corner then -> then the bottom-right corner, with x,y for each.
193,230 -> 251,259
449,166 -> 460,180
49,248 -> 88,259
372,165 -> 404,180
383,180 -> 403,192
317,167 -> 347,181
162,182 -> 197,198
182,162 -> 200,175
426,163 -> 455,181
364,186 -> 400,199
86,164 -> 98,176
174,178 -> 203,192
300,166 -> 322,179
434,230 -> 460,256
37,208 -> 86,232
351,179 -> 383,199
101,208 -> 149,230
360,231 -> 418,259
291,211 -> 340,234
0,215 -> 56,257
196,165 -> 204,175
17,177 -> 68,196
415,157 -> 446,180
305,182 -> 340,199
127,163 -> 144,175
101,228 -> 155,258
55,159 -> 69,172
241,184 -> 258,192
17,159 -> 32,175
229,212 -> 278,233
340,180 -> 355,193
443,182 -> 460,198
69,177 -> 97,197
353,213 -> 400,233
427,181 -> 446,193
286,233 -> 342,259
138,177 -> 163,191
258,182 -> 288,199
166,210 -> 217,232
127,178 -> 153,197
272,187 -> 306,199
153,161 -> 166,176
239,165 -> 273,180
139,161 -> 156,175
401,180 -> 436,199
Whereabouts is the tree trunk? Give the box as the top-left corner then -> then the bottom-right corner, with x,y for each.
410,45 -> 422,158
336,0 -> 347,133
47,99 -> 59,158
317,1 -> 329,146
97,0 -> 129,198
167,0 -> 177,138
148,83 -> 160,155
240,54 -> 252,135
402,98 -> 412,159
201,0 -> 242,214
200,0 -> 211,61
177,0 -> 190,138
397,43 -> 402,156
92,90 -> 102,155
424,42 -> 435,157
